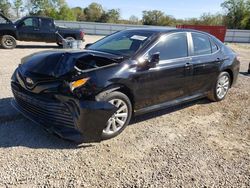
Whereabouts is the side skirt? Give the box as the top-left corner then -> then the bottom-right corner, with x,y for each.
134,93 -> 207,116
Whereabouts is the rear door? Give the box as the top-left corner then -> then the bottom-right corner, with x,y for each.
189,32 -> 221,95
17,17 -> 40,41
132,32 -> 193,110
39,18 -> 57,42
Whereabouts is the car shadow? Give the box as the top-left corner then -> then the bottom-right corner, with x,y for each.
0,97 -> 92,149
0,97 -> 210,149
240,71 -> 250,77
130,98 -> 210,124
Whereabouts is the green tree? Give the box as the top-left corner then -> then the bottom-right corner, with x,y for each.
26,0 -> 66,15
24,0 -> 76,20
221,0 -> 247,29
72,7 -> 86,21
84,3 -> 104,22
142,10 -> 175,26
56,5 -> 76,21
13,0 -> 23,18
129,15 -> 140,24
0,0 -> 11,17
142,10 -> 165,25
100,9 -> 120,23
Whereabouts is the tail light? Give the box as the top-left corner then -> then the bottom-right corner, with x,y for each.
80,31 -> 85,39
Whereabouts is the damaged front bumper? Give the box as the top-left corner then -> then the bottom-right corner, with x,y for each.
11,82 -> 116,143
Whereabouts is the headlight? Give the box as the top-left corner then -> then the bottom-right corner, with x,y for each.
70,78 -> 89,92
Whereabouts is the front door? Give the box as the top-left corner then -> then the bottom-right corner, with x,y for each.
17,17 -> 40,41
131,32 -> 193,110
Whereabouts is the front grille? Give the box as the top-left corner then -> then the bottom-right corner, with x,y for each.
12,84 -> 75,128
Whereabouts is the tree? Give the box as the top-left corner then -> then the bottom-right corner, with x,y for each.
84,3 -> 104,22
100,9 -> 120,23
199,13 -> 225,26
24,0 -> 76,20
56,5 -> 76,21
13,0 -> 23,18
129,15 -> 140,24
142,10 -> 165,25
72,7 -> 86,21
0,0 -> 11,17
221,0 -> 247,29
142,10 -> 175,26
26,0 -> 67,16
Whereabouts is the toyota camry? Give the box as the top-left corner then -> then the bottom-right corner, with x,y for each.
11,28 -> 240,143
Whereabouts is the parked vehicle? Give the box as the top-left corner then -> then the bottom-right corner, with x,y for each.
11,28 -> 240,143
0,13 -> 84,49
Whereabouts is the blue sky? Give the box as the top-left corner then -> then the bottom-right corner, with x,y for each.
66,0 -> 225,19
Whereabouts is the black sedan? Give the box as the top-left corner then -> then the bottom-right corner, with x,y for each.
11,28 -> 240,142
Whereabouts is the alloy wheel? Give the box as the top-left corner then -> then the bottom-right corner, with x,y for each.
103,99 -> 129,135
216,75 -> 230,99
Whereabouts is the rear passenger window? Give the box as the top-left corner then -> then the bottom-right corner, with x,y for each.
211,40 -> 218,53
192,33 -> 212,56
41,19 -> 54,29
149,33 -> 188,60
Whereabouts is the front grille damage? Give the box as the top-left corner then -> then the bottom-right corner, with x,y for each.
11,82 -> 116,143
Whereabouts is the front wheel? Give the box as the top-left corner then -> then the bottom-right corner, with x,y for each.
208,72 -> 231,102
1,35 -> 17,49
99,91 -> 132,140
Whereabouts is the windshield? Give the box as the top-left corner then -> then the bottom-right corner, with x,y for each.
88,30 -> 155,57
0,15 -> 10,24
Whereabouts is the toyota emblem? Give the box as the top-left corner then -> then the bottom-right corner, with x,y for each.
26,77 -> 34,85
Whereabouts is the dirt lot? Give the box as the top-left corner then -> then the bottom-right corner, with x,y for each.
0,36 -> 249,187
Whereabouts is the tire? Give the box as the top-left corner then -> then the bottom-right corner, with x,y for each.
1,35 -> 17,49
208,72 -> 231,102
99,91 -> 132,140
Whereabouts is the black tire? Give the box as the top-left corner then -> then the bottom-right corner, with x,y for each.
1,35 -> 17,49
99,91 -> 132,140
208,72 -> 231,102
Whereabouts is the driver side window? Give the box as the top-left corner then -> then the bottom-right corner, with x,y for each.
149,33 -> 188,61
21,18 -> 39,28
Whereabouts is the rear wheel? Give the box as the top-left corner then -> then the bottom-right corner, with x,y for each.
1,35 -> 17,49
99,91 -> 132,140
208,72 -> 231,102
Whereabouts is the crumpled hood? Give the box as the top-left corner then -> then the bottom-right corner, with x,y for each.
19,50 -> 123,78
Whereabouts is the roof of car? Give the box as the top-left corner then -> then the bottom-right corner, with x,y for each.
125,27 -> 209,35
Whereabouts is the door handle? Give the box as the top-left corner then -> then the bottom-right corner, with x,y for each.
185,62 -> 193,69
34,28 -> 39,31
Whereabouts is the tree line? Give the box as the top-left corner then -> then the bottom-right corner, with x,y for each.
0,0 -> 250,29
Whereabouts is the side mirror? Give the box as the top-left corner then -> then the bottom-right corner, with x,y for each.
137,52 -> 160,70
148,52 -> 160,66
85,43 -> 93,49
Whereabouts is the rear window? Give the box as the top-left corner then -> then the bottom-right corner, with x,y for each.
41,19 -> 54,29
192,33 -> 212,56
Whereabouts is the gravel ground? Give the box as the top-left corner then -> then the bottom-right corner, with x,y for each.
0,37 -> 249,187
